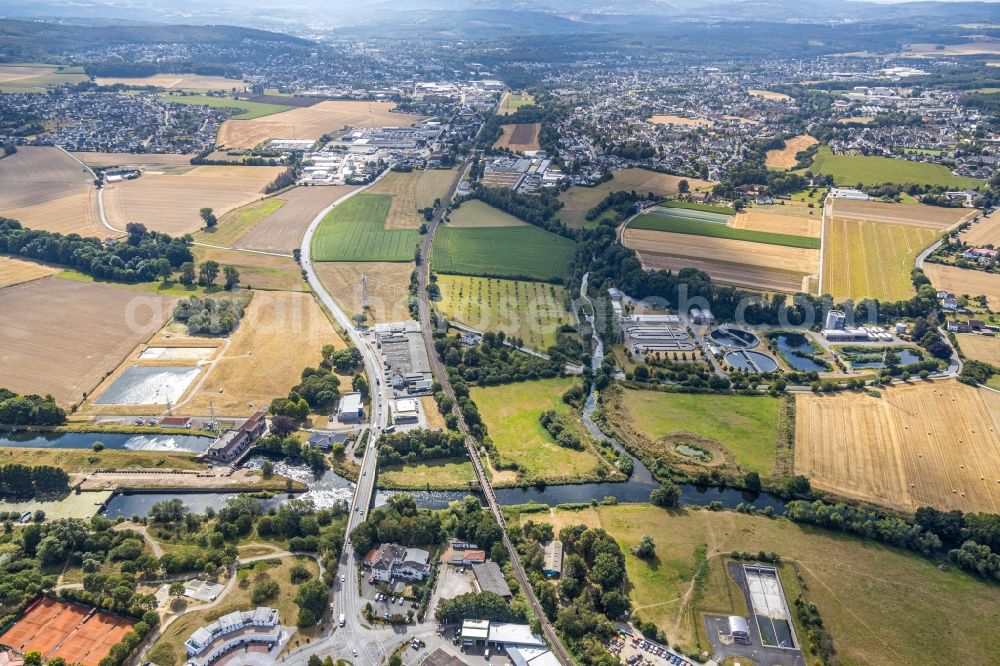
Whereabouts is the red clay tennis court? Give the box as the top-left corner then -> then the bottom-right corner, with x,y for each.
0,598 -> 136,666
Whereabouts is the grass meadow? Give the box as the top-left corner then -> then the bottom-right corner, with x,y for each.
634,209 -> 820,249
160,94 -> 293,119
808,146 -> 982,188
311,193 -> 420,262
432,225 -> 575,282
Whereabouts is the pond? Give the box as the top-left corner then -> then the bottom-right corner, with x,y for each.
849,348 -> 923,369
725,350 -> 779,373
772,334 -> 827,372
95,366 -> 201,405
0,431 -> 210,453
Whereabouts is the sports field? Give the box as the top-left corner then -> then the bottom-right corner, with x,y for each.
604,386 -> 782,475
470,378 -> 623,484
365,170 -> 453,230
432,225 -> 576,283
624,228 -> 819,294
1,597 -> 136,666
522,504 -> 1000,665
98,73 -> 247,91
0,276 -> 172,406
493,123 -> 541,152
160,93 -> 292,119
103,165 -> 283,236
0,256 -> 59,288
558,169 -> 714,229
808,146 -> 982,188
821,217 -> 941,301
0,146 -> 105,237
831,198 -> 972,230
795,380 -> 1000,513
765,134 -> 817,169
435,275 -> 571,350
956,333 -> 1000,366
923,263 -> 1000,310
217,100 -> 425,148
315,261 -> 414,323
634,208 -> 820,249
498,91 -> 535,115
311,193 -> 420,262
447,200 -> 524,228
960,209 -> 1000,246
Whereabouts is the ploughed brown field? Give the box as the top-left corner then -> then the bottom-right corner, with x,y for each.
830,198 -> 974,229
0,276 -> 172,406
493,123 -> 541,152
217,100 -> 426,149
103,165 -> 283,236
235,185 -> 358,253
623,227 -> 819,293
0,146 -> 106,237
795,380 -> 1000,514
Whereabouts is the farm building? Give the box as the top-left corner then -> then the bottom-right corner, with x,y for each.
542,541 -> 563,577
830,188 -> 870,201
336,392 -> 365,422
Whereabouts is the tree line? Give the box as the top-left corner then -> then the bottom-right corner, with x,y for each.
0,464 -> 69,498
0,388 -> 65,426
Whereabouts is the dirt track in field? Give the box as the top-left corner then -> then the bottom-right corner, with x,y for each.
795,380 -> 1000,514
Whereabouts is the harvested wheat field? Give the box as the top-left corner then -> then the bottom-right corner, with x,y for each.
217,101 -> 425,149
923,263 -> 1000,310
765,134 -> 817,169
234,185 -> 357,253
103,165 -> 283,236
95,74 -> 247,90
177,291 -> 346,416
0,257 -> 59,288
748,88 -> 792,101
0,146 -> 106,236
831,199 -> 973,229
0,65 -> 58,82
315,261 -> 414,323
795,380 -> 1000,513
957,333 -> 1000,366
961,210 -> 1000,246
0,276 -> 172,406
493,123 -> 541,152
648,115 -> 712,127
362,169 -> 455,230
191,246 -> 306,292
70,152 -> 197,174
624,228 -> 819,293
731,209 -> 821,237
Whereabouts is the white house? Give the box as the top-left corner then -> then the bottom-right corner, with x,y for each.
363,543 -> 431,581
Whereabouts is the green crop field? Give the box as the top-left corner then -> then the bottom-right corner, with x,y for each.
634,209 -> 821,249
661,200 -> 737,215
606,387 -> 782,475
432,225 -> 576,282
807,145 -> 982,188
822,217 -> 941,301
519,504 -> 1000,665
447,200 -> 525,228
160,94 -> 293,120
435,275 -> 571,350
470,378 -> 621,484
311,193 -> 420,262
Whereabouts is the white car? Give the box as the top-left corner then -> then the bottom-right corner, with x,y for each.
341,574 -> 346,583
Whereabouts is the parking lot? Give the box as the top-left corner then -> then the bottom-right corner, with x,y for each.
607,634 -> 696,666
360,575 -> 420,620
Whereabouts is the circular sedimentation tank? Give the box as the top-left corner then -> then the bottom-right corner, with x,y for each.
709,327 -> 759,349
725,350 -> 778,373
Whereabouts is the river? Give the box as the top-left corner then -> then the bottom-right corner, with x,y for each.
0,431 -> 211,453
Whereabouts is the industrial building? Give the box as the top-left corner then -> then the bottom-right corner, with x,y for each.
393,397 -> 420,424
336,392 -> 365,423
374,321 -> 434,394
203,408 -> 268,463
621,313 -> 695,355
727,615 -> 750,645
472,561 -> 512,599
542,541 -> 563,577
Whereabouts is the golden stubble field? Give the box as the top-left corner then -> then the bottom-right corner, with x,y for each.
923,263 -> 1000,310
731,208 -> 821,237
764,134 -> 818,169
956,333 -> 1000,366
365,170 -> 456,230
0,276 -> 173,406
0,146 -> 106,236
234,185 -> 357,253
493,123 -> 541,152
103,165 -> 283,236
961,209 -> 1000,246
795,380 -> 1000,514
71,152 -> 197,174
648,115 -> 713,127
831,199 -> 973,229
624,228 -> 819,293
217,101 -> 426,149
314,261 -> 414,324
0,257 -> 59,288
94,74 -> 247,90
